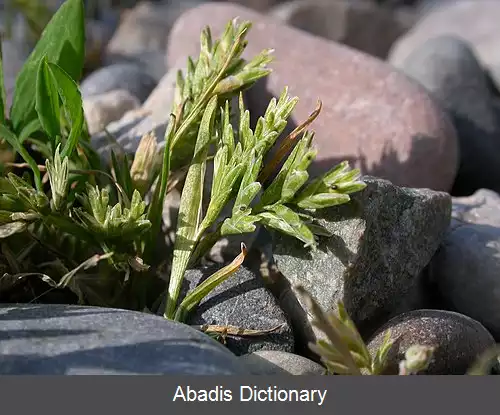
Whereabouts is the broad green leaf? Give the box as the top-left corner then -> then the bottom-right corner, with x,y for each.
36,57 -> 61,140
0,124 -> 42,191
165,95 -> 218,320
18,119 -> 42,144
0,41 -> 6,124
46,62 -> 84,158
10,0 -> 85,133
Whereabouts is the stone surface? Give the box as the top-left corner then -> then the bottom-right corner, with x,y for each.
452,189 -> 500,227
84,18 -> 119,72
367,309 -> 496,374
166,2 -> 458,191
183,265 -> 294,356
0,304 -> 250,374
270,0 -> 414,58
105,0 -> 203,62
90,63 -> 180,162
389,1 -> 500,86
217,0 -> 286,12
83,89 -> 141,135
269,177 -> 451,348
392,35 -> 500,196
0,38 -> 30,112
240,350 -> 326,375
80,63 -> 157,103
428,219 -> 500,340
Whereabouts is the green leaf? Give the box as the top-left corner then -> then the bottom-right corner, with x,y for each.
45,61 -> 84,159
9,0 -> 85,133
221,211 -> 260,235
0,41 -> 6,125
18,119 -> 43,144
165,95 -> 218,320
371,330 -> 394,375
297,192 -> 351,210
257,204 -> 315,247
0,124 -> 42,191
174,243 -> 248,322
36,56 -> 61,140
144,115 -> 175,262
0,222 -> 27,239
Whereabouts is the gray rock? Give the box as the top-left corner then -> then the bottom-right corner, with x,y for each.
90,63 -> 181,163
83,89 -> 141,135
389,0 -> 500,87
105,0 -> 203,63
393,36 -> 500,196
428,219 -> 500,340
240,350 -> 326,375
80,63 -> 157,102
183,265 -> 294,356
270,177 -> 451,348
270,0 -> 414,59
367,309 -> 496,374
0,304 -> 250,374
0,37 -> 31,112
452,188 -> 500,227
105,50 -> 167,82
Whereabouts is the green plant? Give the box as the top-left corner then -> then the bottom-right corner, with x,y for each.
296,285 -> 434,375
297,285 -> 500,375
0,0 -> 366,326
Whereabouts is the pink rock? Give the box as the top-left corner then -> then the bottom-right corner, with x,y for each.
166,2 -> 459,191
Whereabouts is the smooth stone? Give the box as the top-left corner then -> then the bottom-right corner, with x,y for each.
89,62 -> 182,163
452,189 -> 500,227
389,1 -> 500,86
216,0 -> 286,12
84,18 -> 118,72
0,304 -> 250,374
428,219 -> 500,340
367,309 -> 496,374
393,35 -> 500,196
269,177 -> 451,349
105,0 -> 203,62
83,89 -> 141,135
270,0 -> 414,58
183,265 -> 294,356
80,63 -> 157,103
166,2 -> 458,191
240,350 -> 326,375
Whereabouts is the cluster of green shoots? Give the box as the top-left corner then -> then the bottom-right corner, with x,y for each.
0,0 -> 365,323
0,0 -> 498,375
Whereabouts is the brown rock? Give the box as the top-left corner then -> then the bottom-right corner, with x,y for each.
367,309 -> 496,375
166,2 -> 458,191
216,0 -> 286,12
270,0 -> 415,58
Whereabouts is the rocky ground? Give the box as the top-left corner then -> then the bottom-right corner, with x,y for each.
2,0 -> 500,375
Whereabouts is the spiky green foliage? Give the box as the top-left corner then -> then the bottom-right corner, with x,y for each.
0,0 -> 366,324
296,285 -> 437,375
